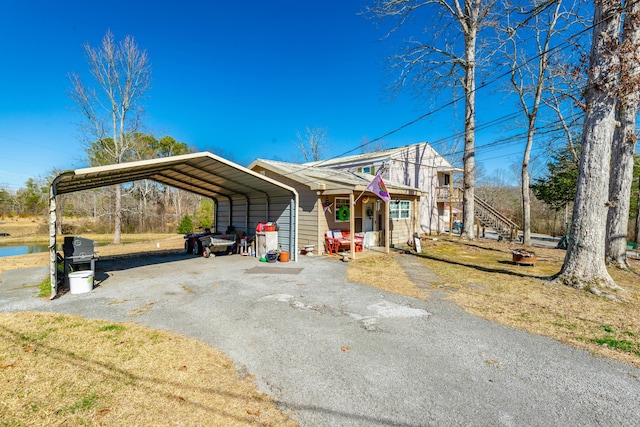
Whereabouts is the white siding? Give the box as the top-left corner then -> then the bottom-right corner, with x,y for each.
325,143 -> 449,235
387,144 -> 448,235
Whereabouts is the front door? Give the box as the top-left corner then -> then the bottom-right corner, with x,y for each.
364,201 -> 374,232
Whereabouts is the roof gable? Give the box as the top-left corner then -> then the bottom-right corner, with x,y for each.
306,142 -> 452,169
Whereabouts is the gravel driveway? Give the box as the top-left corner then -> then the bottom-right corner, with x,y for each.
1,252 -> 639,426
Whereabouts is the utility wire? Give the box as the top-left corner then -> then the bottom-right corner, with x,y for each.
279,1 -> 623,180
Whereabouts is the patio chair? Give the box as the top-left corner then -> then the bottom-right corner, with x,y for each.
325,231 -> 339,255
340,230 -> 364,252
332,230 -> 352,253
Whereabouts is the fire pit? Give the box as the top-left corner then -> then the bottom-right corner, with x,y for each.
512,249 -> 536,266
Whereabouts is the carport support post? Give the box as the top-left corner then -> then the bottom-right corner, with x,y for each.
48,183 -> 58,299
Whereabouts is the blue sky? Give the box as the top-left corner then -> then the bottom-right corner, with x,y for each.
0,0 -> 555,191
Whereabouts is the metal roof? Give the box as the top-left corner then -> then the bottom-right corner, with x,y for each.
52,152 -> 297,199
305,142 -> 451,169
250,159 -> 425,195
48,152 -> 300,299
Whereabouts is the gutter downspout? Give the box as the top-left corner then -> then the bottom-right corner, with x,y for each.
291,193 -> 298,261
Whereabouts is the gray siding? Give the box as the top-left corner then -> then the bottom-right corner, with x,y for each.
271,195 -> 295,252
214,190 -> 296,253
252,166 -> 320,253
215,199 -> 231,233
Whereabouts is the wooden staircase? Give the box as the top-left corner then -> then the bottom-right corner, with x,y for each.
474,196 -> 520,241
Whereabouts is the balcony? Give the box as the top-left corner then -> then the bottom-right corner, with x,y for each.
436,186 -> 463,203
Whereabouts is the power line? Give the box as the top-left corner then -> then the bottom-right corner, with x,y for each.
281,2 -> 597,179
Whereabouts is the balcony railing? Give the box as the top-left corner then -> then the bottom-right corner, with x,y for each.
435,186 -> 464,203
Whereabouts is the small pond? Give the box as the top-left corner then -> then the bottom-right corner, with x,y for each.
0,244 -> 50,258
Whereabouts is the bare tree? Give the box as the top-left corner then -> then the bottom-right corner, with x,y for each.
360,136 -> 388,154
366,0 -> 500,239
556,0 -> 621,292
296,126 -> 329,162
605,0 -> 640,268
69,30 -> 151,243
500,0 -> 570,246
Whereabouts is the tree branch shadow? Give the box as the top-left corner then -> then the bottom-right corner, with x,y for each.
415,252 -> 556,281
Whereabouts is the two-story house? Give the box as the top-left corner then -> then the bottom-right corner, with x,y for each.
310,142 -> 462,235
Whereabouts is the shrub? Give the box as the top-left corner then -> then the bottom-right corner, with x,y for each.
177,215 -> 194,234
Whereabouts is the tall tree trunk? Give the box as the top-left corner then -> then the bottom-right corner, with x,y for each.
461,25 -> 477,240
605,0 -> 640,268
556,0 -> 621,292
636,186 -> 640,244
521,131 -> 533,246
606,103 -> 638,266
519,4 -> 556,247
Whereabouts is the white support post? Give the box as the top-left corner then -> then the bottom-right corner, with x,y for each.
385,200 -> 390,254
48,184 -> 57,299
349,192 -> 355,259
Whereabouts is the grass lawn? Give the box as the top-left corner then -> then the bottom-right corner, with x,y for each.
0,312 -> 297,426
349,237 -> 640,369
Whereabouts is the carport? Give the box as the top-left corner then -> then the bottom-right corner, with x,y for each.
48,152 -> 299,299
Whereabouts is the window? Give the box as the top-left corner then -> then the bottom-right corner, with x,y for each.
444,173 -> 450,186
357,166 -> 376,175
334,197 -> 351,222
390,200 -> 411,220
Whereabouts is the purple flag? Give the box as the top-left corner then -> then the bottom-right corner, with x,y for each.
366,174 -> 391,202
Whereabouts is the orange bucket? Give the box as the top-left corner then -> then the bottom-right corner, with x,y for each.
279,251 -> 290,262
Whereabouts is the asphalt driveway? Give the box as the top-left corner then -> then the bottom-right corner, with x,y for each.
1,252 -> 639,426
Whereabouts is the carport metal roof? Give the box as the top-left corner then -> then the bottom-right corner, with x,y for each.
49,152 -> 299,299
53,151 -> 297,199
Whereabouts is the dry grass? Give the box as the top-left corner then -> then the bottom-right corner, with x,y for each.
347,254 -> 427,300
0,312 -> 297,426
0,216 -> 46,239
382,237 -> 640,368
0,221 -> 295,424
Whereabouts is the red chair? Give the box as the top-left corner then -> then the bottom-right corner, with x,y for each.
325,231 -> 339,255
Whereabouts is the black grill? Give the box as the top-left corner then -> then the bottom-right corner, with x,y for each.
62,236 -> 96,288
63,237 -> 95,262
